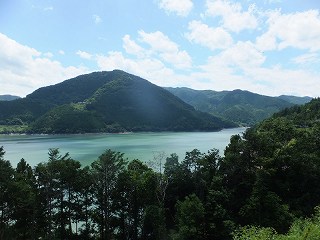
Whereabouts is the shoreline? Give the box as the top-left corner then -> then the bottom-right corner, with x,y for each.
0,126 -> 248,137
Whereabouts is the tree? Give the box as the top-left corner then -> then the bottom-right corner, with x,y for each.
74,166 -> 95,238
90,149 -> 127,239
126,159 -> 158,240
173,194 -> 205,240
11,158 -> 37,239
33,148 -> 76,239
0,146 -> 15,239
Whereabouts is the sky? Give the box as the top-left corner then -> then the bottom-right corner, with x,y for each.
1,0 -> 320,97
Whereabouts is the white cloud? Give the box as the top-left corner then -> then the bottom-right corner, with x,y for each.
256,9 -> 320,51
192,40 -> 320,97
138,30 -> 192,69
158,0 -> 193,17
59,50 -> 65,55
76,50 -> 93,60
211,41 -> 266,69
0,33 -> 89,97
96,51 -> 179,87
122,35 -> 147,58
205,0 -> 258,32
93,14 -> 102,24
185,20 -> 233,50
245,66 -> 320,97
265,0 -> 282,4
292,53 -> 319,65
44,52 -> 53,58
139,30 -> 179,53
193,60 -> 320,97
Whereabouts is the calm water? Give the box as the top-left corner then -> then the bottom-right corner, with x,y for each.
0,128 -> 246,167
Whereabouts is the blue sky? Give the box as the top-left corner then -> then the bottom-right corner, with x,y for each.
1,0 -> 320,97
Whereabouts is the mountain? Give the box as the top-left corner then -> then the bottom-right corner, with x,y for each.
278,95 -> 312,105
0,95 -> 21,101
165,87 -> 311,126
0,72 -> 115,125
0,70 -> 236,133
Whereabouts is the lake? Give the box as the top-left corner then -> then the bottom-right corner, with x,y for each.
0,128 -> 246,167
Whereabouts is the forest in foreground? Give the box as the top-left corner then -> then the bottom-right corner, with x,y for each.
1,98 -> 320,239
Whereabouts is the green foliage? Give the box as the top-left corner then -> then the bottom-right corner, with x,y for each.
173,194 -> 205,240
0,147 -> 15,239
0,125 -> 29,134
30,103 -> 106,133
233,226 -> 277,240
233,207 -> 320,239
90,149 -> 127,239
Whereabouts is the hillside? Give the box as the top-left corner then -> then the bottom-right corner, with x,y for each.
220,98 -> 320,233
0,95 -> 21,101
0,72 -> 115,125
165,87 -> 310,126
0,70 -> 235,133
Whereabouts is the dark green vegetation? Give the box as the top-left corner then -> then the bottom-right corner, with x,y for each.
1,98 -> 320,239
0,95 -> 21,101
166,87 -> 311,126
0,70 -> 235,133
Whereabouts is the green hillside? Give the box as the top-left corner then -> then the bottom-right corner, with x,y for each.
166,87 -> 310,126
220,98 -> 320,236
0,70 -> 235,133
0,72 -> 114,125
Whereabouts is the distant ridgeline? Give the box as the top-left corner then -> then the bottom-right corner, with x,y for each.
0,95 -> 21,101
0,70 -> 235,134
166,87 -> 311,126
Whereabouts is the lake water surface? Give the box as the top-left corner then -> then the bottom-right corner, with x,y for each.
0,128 -> 246,167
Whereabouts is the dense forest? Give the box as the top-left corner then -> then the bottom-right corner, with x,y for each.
1,98 -> 320,239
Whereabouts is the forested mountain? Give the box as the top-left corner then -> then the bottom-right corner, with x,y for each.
278,95 -> 312,105
0,95 -> 20,101
1,99 -> 320,239
166,87 -> 311,126
0,70 -> 235,133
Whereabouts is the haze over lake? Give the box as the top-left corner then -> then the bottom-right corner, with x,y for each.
0,128 -> 246,167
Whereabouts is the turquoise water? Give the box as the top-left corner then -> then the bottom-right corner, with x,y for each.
0,128 -> 246,167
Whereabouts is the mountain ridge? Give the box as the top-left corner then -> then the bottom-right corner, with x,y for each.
0,95 -> 21,101
0,70 -> 236,133
165,87 -> 311,126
